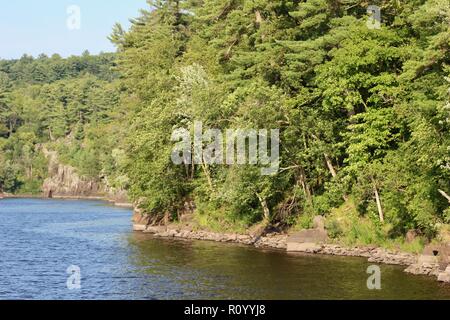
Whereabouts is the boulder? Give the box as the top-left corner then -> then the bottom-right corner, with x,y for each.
287,242 -> 321,253
423,243 -> 450,267
144,226 -> 167,234
132,206 -> 152,231
405,230 -> 418,243
133,224 -> 147,231
313,216 -> 325,231
437,272 -> 450,283
418,254 -> 439,265
286,229 -> 328,253
288,229 -> 328,244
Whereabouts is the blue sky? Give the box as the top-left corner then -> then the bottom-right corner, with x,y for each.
0,0 -> 148,59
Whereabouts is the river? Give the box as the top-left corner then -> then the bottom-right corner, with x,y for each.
0,198 -> 449,300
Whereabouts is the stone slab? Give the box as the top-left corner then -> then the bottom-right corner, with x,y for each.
287,242 -> 321,253
418,254 -> 439,265
437,272 -> 450,283
287,229 -> 328,244
133,224 -> 147,231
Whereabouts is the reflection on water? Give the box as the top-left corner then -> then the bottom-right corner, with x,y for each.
0,198 -> 449,300
129,233 -> 450,300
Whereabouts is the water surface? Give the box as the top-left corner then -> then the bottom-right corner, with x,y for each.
0,198 -> 449,300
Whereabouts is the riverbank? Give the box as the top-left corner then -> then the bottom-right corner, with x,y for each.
133,211 -> 450,284
137,224 -> 416,265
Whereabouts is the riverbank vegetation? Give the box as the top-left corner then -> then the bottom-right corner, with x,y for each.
1,0 -> 449,250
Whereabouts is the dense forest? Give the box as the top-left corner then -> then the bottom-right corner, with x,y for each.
1,0 -> 449,250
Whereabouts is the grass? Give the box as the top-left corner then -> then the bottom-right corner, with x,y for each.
182,196 -> 430,254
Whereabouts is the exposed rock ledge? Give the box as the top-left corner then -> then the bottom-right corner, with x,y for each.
40,147 -> 131,207
143,225 -> 288,249
141,226 -> 416,265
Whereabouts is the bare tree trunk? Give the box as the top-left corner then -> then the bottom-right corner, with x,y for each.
298,167 -> 312,203
224,38 -> 238,60
324,153 -> 348,201
324,153 -> 337,178
256,193 -> 270,222
201,162 -> 214,191
49,128 -> 54,141
438,189 -> 450,203
372,178 -> 384,223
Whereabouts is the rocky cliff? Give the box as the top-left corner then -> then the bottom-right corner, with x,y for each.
41,147 -> 130,206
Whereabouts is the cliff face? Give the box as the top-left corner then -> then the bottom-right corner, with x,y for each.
41,147 -> 130,205
42,161 -> 105,198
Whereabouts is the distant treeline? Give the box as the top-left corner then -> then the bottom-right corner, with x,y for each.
0,51 -> 123,194
0,51 -> 118,84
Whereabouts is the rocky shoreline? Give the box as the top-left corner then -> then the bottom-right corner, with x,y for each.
138,224 -> 416,265
133,211 -> 450,284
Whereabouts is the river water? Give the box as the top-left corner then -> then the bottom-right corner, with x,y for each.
0,198 -> 449,300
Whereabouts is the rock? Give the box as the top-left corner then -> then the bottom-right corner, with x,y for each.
418,254 -> 439,265
40,146 -> 130,203
287,242 -> 321,253
288,229 -> 328,244
404,264 -> 421,275
406,230 -> 418,243
313,216 -> 325,231
133,224 -> 147,231
132,208 -> 151,227
404,261 -> 441,276
422,244 -> 450,266
144,226 -> 166,234
437,272 -> 450,283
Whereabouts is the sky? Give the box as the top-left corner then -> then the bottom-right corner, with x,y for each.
0,0 -> 148,59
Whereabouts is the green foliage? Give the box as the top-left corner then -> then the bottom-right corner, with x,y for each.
107,0 -> 449,238
1,0 -> 449,246
0,51 -> 121,194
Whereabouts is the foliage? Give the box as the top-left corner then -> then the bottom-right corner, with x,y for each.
1,0 -> 449,246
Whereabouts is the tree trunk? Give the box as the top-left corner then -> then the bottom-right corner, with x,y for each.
49,128 -> 55,141
324,153 -> 337,178
438,189 -> 450,203
324,153 -> 348,201
256,193 -> 270,222
298,167 -> 312,203
201,162 -> 214,191
372,179 -> 384,223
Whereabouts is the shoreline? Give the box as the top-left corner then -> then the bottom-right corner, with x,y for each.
136,224 -> 416,266
134,221 -> 450,284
